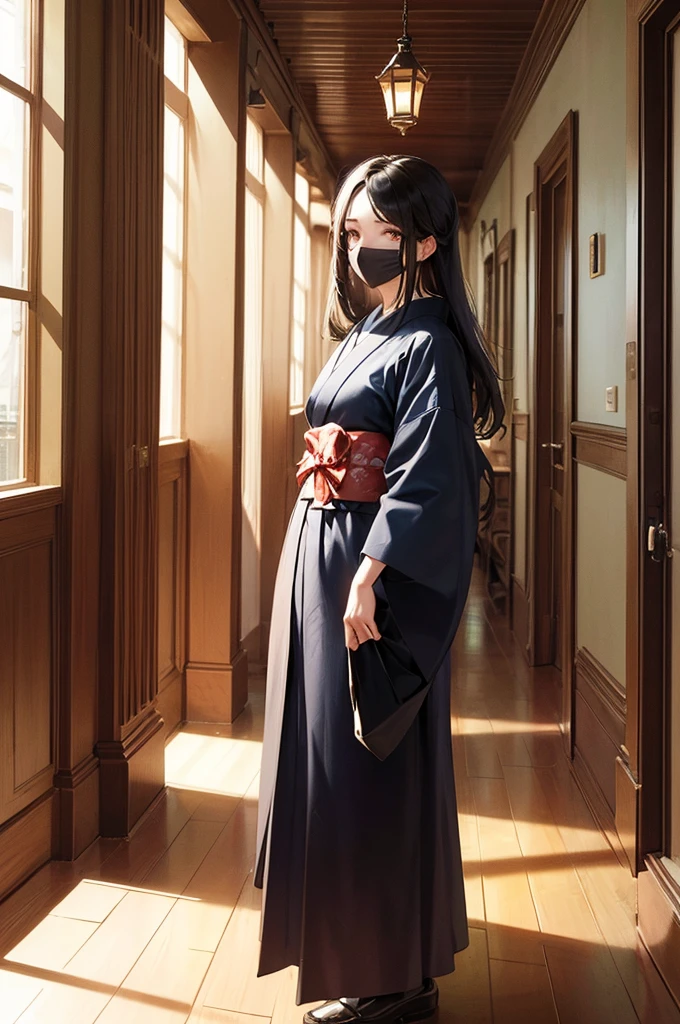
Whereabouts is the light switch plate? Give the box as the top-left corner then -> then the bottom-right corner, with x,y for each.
605,385 -> 618,412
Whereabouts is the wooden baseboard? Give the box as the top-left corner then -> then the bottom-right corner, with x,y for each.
186,647 -> 248,723
638,855 -> 680,1010
53,753 -> 100,859
573,647 -> 626,816
0,790 -> 56,901
96,705 -> 166,837
510,575 -> 530,661
615,754 -> 640,875
571,745 -> 629,869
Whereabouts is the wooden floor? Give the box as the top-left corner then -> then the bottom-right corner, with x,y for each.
1,563 -> 679,1023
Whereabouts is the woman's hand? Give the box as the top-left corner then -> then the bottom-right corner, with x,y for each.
343,579 -> 382,650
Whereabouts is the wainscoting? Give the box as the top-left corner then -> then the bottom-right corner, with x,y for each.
0,489 -> 61,899
573,647 -> 626,846
572,421 -> 627,480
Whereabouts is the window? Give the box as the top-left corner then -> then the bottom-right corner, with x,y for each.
290,171 -> 311,411
160,15 -> 188,440
0,0 -> 35,486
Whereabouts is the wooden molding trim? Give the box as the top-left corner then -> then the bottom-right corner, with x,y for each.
638,854 -> 680,1008
575,646 -> 626,721
53,751 -> 99,791
159,438 -> 189,464
572,421 -> 627,479
165,0 -> 209,41
466,0 -> 587,228
0,485 -> 61,521
53,754 -> 100,860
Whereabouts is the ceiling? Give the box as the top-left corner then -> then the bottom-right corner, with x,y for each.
256,0 -> 546,211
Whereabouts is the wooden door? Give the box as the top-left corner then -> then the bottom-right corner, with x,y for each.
666,13 -> 680,895
530,113 -> 577,756
547,175 -> 567,672
532,119 -> 575,682
634,2 -> 680,1002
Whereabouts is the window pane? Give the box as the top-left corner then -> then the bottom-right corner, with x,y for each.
0,297 -> 26,484
0,0 -> 30,90
295,172 -> 309,214
0,88 -> 29,291
160,105 -> 184,439
246,115 -> 263,183
241,187 -> 263,638
164,17 -> 185,91
290,214 -> 310,408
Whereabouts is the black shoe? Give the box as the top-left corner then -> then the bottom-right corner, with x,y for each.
302,979 -> 438,1024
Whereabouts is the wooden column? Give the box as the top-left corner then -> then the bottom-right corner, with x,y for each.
55,0 -> 105,856
260,128 -> 295,654
96,0 -> 165,836
183,21 -> 249,724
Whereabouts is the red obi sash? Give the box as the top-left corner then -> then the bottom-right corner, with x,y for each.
296,423 -> 391,505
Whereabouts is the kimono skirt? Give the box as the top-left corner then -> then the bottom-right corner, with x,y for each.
253,297 -> 484,1005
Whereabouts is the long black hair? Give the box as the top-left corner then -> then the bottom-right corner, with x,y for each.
323,153 -> 505,520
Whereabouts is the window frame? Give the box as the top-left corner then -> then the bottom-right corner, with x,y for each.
290,168 -> 311,414
160,11 -> 189,441
0,0 -> 42,492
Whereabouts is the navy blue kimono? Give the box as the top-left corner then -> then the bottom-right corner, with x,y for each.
254,296 -> 485,1005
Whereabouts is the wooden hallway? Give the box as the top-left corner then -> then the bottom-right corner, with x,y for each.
0,563 -> 676,1024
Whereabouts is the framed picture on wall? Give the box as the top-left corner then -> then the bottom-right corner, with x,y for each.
480,218 -> 498,353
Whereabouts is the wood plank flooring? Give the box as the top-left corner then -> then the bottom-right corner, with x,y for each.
0,565 -> 679,1022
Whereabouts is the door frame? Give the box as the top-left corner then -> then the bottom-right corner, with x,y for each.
529,110 -> 578,754
632,0 -> 680,1004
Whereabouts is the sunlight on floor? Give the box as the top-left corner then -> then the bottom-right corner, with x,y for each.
165,731 -> 263,798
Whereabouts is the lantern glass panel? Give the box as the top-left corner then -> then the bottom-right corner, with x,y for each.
392,69 -> 415,115
413,76 -> 426,118
379,78 -> 395,120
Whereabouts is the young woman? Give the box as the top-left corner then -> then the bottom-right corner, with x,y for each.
253,154 -> 504,1024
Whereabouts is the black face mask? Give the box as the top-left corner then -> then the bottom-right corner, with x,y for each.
350,245 -> 404,289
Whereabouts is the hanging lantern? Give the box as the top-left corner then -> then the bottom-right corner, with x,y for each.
376,0 -> 430,136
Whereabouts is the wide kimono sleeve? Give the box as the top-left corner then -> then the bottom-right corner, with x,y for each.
360,326 -> 481,592
346,324 -> 486,759
358,324 -> 484,684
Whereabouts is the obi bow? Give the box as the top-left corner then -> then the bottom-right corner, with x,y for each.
296,423 -> 391,505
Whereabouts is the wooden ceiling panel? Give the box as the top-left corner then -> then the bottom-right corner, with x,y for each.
255,0 -> 545,207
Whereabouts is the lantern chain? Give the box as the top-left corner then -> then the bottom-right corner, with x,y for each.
402,0 -> 409,38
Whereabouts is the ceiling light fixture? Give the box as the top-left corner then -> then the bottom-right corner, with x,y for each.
375,0 -> 431,136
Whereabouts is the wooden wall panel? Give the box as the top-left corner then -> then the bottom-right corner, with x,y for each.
12,544 -> 52,790
0,509 -> 56,828
97,0 -> 166,835
0,499 -> 58,897
0,791 -> 56,900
